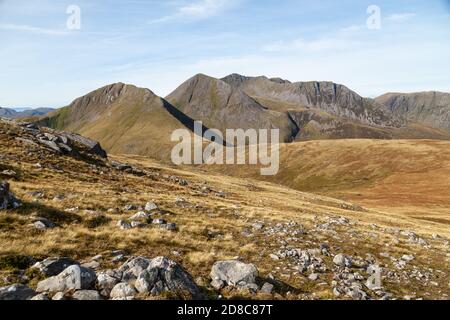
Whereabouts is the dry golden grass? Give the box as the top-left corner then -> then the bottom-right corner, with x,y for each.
0,121 -> 449,299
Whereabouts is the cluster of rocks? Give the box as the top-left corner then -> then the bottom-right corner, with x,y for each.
0,255 -> 271,300
0,180 -> 21,210
117,202 -> 177,231
10,120 -> 107,158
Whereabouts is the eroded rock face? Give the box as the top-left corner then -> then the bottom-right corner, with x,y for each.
210,260 -> 259,289
0,284 -> 37,300
36,265 -> 96,293
134,256 -> 204,300
0,181 -> 21,210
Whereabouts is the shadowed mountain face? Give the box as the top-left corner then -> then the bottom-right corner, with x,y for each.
0,107 -> 54,119
39,83 -> 199,160
376,91 -> 450,133
165,74 -> 299,143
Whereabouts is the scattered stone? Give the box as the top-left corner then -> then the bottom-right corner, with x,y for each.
117,220 -> 132,230
51,292 -> 67,300
333,254 -> 353,267
145,202 -> 158,212
308,273 -> 319,281
165,223 -> 177,231
131,221 -> 147,229
129,211 -> 150,221
152,219 -> 166,225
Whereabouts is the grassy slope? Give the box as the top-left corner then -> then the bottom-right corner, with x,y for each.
199,139 -> 450,223
1,120 -> 449,299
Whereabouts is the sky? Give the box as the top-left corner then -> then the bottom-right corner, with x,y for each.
0,0 -> 449,108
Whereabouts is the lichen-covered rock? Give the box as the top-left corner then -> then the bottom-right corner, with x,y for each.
134,256 -> 203,299
36,265 -> 96,293
210,260 -> 259,289
32,257 -> 79,276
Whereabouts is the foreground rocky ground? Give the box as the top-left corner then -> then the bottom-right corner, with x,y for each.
0,118 -> 449,300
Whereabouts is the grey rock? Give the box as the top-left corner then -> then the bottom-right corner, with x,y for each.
129,211 -> 150,221
36,265 -> 96,293
72,290 -> 103,300
117,220 -> 132,230
210,279 -> 225,290
0,284 -> 37,300
96,269 -> 122,297
165,223 -> 177,231
308,273 -> 319,281
145,202 -> 158,212
32,257 -> 79,276
0,181 -> 21,210
110,283 -> 137,300
333,254 -> 353,267
118,257 -> 151,282
131,221 -> 147,229
260,282 -> 274,294
31,293 -> 50,300
210,260 -> 259,288
134,256 -> 203,299
152,219 -> 166,225
51,292 -> 66,300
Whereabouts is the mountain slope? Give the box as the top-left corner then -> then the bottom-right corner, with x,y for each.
221,74 -> 450,140
376,91 -> 450,133
221,74 -> 402,127
39,83 -> 197,160
165,74 -> 299,143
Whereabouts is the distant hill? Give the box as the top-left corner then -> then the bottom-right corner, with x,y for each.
0,107 -> 54,119
376,91 -> 450,133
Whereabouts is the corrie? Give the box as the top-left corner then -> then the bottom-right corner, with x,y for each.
171,121 -> 280,176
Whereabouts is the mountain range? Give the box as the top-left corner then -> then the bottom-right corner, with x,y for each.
37,73 -> 450,160
0,107 -> 54,119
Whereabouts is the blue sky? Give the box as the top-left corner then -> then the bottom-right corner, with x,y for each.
1,0 -> 449,108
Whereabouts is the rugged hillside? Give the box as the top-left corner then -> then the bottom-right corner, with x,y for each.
165,74 -> 299,143
376,91 -> 450,133
0,118 -> 449,300
39,83 -> 198,160
0,107 -> 54,119
222,74 -> 450,140
221,74 -> 402,127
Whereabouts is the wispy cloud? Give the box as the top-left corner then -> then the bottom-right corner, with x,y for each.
0,23 -> 69,36
150,0 -> 239,24
387,13 -> 417,22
